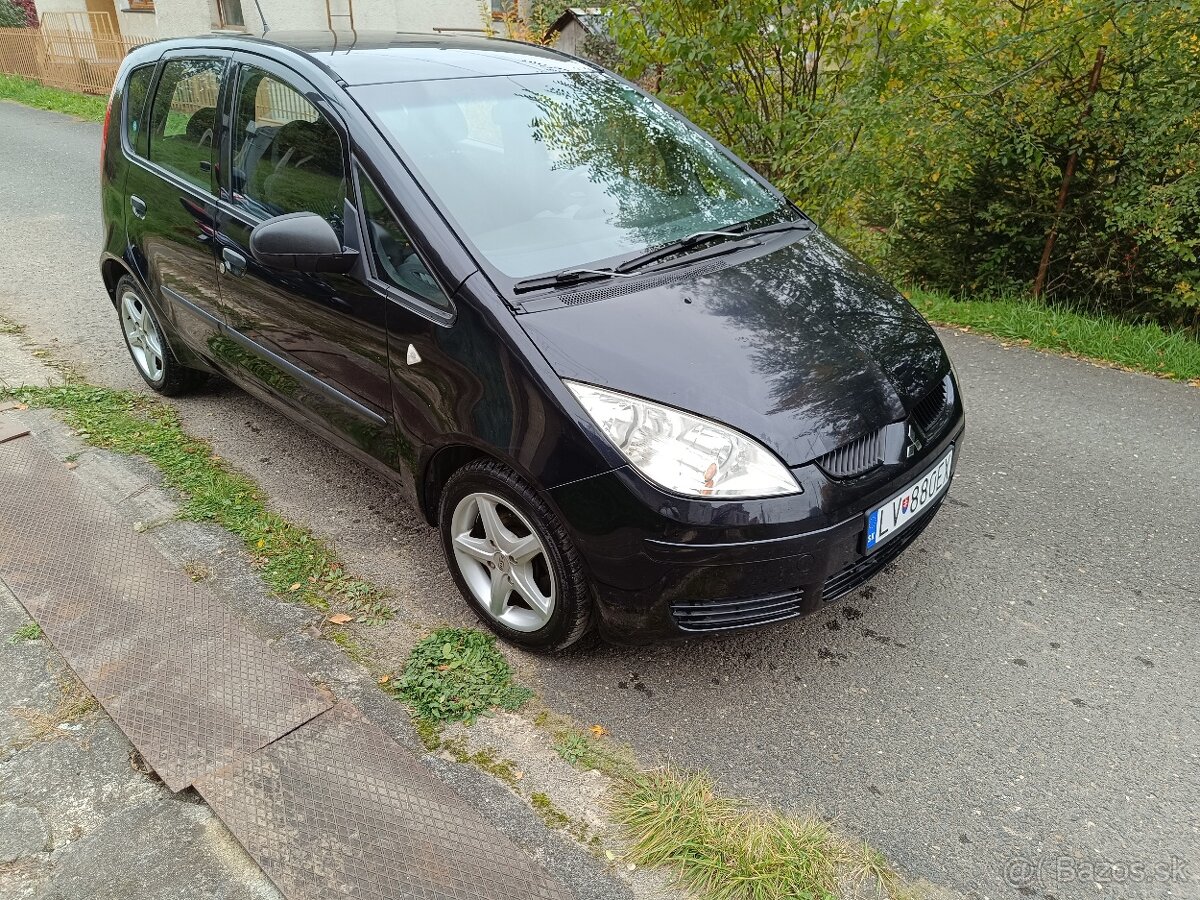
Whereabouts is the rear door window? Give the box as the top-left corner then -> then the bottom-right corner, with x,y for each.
147,57 -> 225,192
229,65 -> 346,238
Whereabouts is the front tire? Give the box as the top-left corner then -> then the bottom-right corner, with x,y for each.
439,459 -> 592,652
116,276 -> 206,396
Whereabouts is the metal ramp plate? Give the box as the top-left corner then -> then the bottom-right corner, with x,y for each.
196,702 -> 570,900
0,430 -> 332,791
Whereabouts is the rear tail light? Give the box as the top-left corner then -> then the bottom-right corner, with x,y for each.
101,83 -> 115,171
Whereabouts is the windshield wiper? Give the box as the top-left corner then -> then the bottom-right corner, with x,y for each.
615,220 -> 811,275
512,267 -> 627,295
511,220 -> 812,294
613,228 -> 747,275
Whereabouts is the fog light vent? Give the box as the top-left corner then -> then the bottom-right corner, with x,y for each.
672,589 -> 806,632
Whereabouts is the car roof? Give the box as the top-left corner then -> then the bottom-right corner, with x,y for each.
151,30 -> 596,86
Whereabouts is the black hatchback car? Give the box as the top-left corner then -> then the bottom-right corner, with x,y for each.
100,31 -> 964,651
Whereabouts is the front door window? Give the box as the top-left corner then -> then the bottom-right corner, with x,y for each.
230,65 -> 345,237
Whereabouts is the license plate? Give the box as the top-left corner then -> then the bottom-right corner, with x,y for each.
865,447 -> 954,552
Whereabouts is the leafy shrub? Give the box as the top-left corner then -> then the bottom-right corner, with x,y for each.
0,0 -> 31,28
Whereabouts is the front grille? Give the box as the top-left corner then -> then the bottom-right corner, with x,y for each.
911,375 -> 953,439
822,497 -> 942,603
815,427 -> 886,479
672,588 -> 807,632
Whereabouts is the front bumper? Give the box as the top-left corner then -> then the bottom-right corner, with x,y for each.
550,412 -> 964,642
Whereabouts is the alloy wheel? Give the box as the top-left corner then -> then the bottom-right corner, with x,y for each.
120,290 -> 165,382
449,491 -> 556,632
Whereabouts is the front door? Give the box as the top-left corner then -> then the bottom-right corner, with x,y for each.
124,52 -> 228,355
213,56 -> 395,464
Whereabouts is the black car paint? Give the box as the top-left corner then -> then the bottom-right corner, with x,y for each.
100,32 -> 964,642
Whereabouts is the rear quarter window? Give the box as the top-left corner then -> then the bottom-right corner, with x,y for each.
124,64 -> 155,157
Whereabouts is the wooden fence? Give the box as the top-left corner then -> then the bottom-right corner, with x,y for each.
0,12 -> 150,96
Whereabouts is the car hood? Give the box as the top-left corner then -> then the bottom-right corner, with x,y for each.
517,230 -> 950,467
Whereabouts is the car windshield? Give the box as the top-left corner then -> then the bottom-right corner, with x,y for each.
352,72 -> 787,279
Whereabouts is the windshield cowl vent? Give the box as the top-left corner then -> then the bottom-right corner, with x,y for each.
556,258 -> 736,307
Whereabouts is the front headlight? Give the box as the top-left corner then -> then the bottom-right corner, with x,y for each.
566,381 -> 801,499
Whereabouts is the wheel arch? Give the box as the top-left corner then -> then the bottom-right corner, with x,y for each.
420,441 -> 576,530
420,444 -> 491,525
100,255 -> 136,308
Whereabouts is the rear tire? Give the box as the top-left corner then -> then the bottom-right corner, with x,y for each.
116,276 -> 206,396
439,459 -> 593,652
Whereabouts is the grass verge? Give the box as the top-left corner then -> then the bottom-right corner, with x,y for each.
1,384 -> 392,623
0,73 -> 107,122
909,288 -> 1200,383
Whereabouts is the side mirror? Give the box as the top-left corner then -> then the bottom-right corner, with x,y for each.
249,212 -> 358,274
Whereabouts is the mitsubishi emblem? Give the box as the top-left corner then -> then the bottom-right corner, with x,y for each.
906,424 -> 924,458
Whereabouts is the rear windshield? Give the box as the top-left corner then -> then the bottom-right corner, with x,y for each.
353,72 -> 785,279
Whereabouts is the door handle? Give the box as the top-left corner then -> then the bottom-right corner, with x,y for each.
221,248 -> 248,277
130,195 -> 147,219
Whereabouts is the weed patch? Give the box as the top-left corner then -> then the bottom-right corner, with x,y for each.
7,622 -> 41,644
552,724 -> 637,781
390,627 -> 532,725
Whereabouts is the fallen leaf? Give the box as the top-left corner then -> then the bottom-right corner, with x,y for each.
288,582 -> 302,592
377,674 -> 391,684
64,461 -> 78,470
590,724 -> 608,738
14,403 -> 27,410
436,664 -> 450,672
328,613 -> 353,625
604,850 -> 615,861
513,771 -> 524,780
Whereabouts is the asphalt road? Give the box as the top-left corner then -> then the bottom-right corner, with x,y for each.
1,101 -> 1197,900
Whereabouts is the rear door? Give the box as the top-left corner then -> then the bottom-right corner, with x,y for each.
124,51 -> 229,352
212,54 -> 395,463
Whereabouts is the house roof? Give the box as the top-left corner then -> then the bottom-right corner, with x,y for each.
544,8 -> 608,40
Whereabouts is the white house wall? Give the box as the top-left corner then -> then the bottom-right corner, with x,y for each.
36,0 -> 493,40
